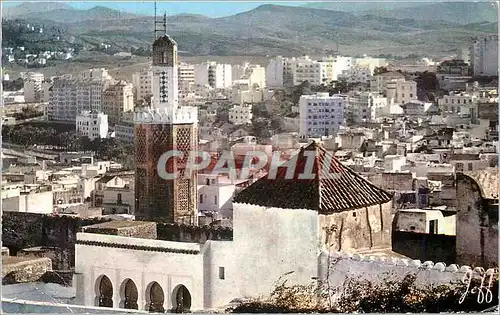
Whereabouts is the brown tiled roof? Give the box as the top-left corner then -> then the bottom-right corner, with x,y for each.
233,141 -> 393,213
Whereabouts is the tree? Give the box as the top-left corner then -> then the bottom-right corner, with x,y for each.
373,66 -> 389,75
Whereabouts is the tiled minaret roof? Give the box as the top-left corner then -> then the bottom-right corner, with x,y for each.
233,141 -> 393,213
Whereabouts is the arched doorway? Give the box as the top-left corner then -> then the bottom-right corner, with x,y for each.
146,282 -> 165,313
96,275 -> 113,307
172,285 -> 191,313
121,279 -> 139,309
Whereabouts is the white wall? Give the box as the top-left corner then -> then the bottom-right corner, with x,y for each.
76,233 -> 204,311
231,204 -> 319,299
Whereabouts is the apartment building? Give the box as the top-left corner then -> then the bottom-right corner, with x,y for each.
386,79 -> 418,104
233,62 -> 250,81
266,56 -> 285,89
195,62 -> 232,89
299,92 -> 345,138
114,111 -> 134,143
339,66 -> 371,84
76,111 -> 109,140
178,62 -> 195,92
229,104 -> 253,125
23,72 -> 44,103
370,71 -> 405,94
102,80 -> 134,124
132,68 -> 153,102
46,76 -> 109,122
354,56 -> 388,74
347,92 -> 388,123
470,35 -> 498,76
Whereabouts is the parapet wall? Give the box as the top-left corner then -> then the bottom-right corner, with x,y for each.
319,251 -> 496,290
2,212 -> 234,270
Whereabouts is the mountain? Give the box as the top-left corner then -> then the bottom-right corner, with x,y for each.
3,3 -> 139,22
2,3 -> 497,57
303,1 -> 425,13
2,2 -> 74,18
367,2 -> 498,25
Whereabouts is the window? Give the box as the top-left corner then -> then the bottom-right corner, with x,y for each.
117,193 -> 122,205
214,195 -> 218,205
219,267 -> 225,280
206,178 -> 210,185
410,226 -> 416,231
352,212 -> 356,217
200,194 -> 204,203
468,163 -> 473,171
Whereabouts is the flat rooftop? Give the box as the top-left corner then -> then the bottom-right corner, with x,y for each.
82,220 -> 151,230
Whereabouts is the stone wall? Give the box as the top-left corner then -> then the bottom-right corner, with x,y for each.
2,212 -> 110,270
319,251 -> 497,296
2,212 -> 234,270
456,173 -> 498,267
156,223 -> 233,242
2,257 -> 52,285
392,231 -> 456,264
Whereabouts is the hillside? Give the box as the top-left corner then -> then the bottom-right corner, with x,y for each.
304,2 -> 498,25
365,2 -> 498,25
2,3 -> 497,58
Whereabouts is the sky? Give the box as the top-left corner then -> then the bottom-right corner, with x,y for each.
2,1 -> 309,18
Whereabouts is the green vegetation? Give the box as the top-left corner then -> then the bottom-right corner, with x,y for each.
229,271 -> 499,313
2,124 -> 133,166
2,77 -> 24,91
13,107 -> 44,120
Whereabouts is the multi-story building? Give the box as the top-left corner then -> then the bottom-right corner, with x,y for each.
339,66 -> 371,84
299,92 -> 345,138
115,111 -> 134,143
46,76 -> 109,122
194,62 -> 232,89
102,80 -> 134,124
23,72 -> 44,103
437,92 -> 478,117
134,15 -> 198,224
266,56 -> 284,89
242,65 -> 266,89
346,92 -> 388,123
232,62 -> 250,81
76,111 -> 109,140
354,56 -> 387,74
80,68 -> 114,81
386,79 -> 417,104
470,35 -> 498,76
229,104 -> 253,125
132,68 -> 153,102
370,71 -> 405,94
178,62 -> 195,92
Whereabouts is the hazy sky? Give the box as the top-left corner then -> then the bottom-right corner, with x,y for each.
2,1 -> 309,18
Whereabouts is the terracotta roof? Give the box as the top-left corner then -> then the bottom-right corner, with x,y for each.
233,141 -> 393,213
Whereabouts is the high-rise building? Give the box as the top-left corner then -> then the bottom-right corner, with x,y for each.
299,92 -> 345,139
132,68 -> 153,102
470,35 -> 498,76
134,13 -> 198,224
102,80 -> 134,124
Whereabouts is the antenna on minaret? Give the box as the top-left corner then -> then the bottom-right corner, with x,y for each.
154,1 -> 167,39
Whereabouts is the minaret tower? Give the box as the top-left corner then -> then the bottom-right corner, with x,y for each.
152,4 -> 178,114
134,4 -> 198,224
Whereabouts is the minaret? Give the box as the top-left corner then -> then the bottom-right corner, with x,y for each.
134,6 -> 198,224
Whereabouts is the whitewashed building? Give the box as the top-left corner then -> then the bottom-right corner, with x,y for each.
229,104 -> 253,125
299,93 -> 345,139
47,76 -> 110,122
23,72 -> 44,103
470,35 -> 498,76
132,68 -> 153,102
385,79 -> 417,104
195,62 -> 232,89
75,142 -> 397,312
266,56 -> 284,89
76,111 -> 109,140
